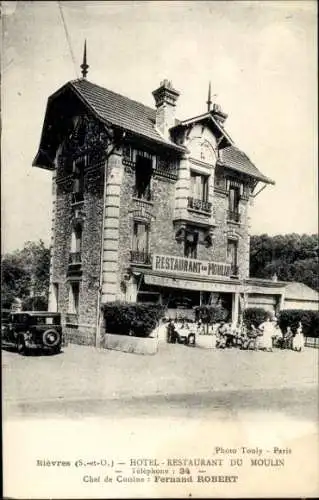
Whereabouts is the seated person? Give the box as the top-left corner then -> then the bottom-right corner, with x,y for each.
216,322 -> 228,348
273,323 -> 284,347
196,320 -> 203,332
224,323 -> 236,347
216,333 -> 226,349
283,326 -> 294,349
241,324 -> 258,350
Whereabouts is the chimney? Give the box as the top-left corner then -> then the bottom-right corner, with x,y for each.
152,79 -> 180,139
211,102 -> 228,125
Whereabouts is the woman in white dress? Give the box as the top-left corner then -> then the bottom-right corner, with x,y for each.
293,322 -> 305,351
258,317 -> 274,351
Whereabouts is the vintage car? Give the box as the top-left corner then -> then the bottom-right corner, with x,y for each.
1,311 -> 63,355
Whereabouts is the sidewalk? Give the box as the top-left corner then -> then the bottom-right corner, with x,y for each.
2,342 -> 318,404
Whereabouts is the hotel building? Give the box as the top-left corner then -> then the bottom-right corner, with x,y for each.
33,52 -> 287,345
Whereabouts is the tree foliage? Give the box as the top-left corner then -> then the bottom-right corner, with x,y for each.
278,309 -> 319,338
194,305 -> 229,324
243,307 -> 272,327
250,233 -> 318,291
1,240 -> 50,310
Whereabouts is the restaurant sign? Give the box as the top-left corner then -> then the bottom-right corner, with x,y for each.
153,254 -> 231,278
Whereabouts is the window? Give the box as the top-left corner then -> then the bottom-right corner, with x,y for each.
131,221 -> 151,264
68,282 -> 80,315
72,157 -> 85,203
34,316 -> 54,326
70,224 -> 82,264
132,221 -> 149,253
228,185 -> 241,222
227,239 -> 238,275
190,171 -> 209,201
71,224 -> 82,253
229,186 -> 240,213
184,230 -> 198,259
135,155 -> 152,201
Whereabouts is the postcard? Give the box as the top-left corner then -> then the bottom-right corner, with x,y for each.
2,1 -> 318,498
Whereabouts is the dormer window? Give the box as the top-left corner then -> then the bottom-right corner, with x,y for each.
134,155 -> 152,201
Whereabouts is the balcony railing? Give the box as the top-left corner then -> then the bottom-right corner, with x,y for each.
69,252 -> 82,265
230,264 -> 239,277
130,251 -> 152,265
227,210 -> 241,223
188,197 -> 212,214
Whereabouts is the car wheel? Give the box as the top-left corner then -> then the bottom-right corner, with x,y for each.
42,329 -> 61,349
16,335 -> 26,355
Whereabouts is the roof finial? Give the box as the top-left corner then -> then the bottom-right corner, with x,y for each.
80,40 -> 89,79
207,81 -> 212,112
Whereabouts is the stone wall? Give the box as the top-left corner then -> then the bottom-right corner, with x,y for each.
212,189 -> 250,278
51,134 -> 252,346
117,150 -> 250,291
52,161 -> 105,345
118,160 -> 185,293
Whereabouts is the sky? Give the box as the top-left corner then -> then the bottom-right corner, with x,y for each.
1,0 -> 317,253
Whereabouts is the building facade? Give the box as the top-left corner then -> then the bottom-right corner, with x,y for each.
33,67 -> 287,346
283,282 -> 319,311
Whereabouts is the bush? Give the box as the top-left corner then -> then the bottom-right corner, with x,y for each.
194,305 -> 229,324
278,309 -> 319,337
243,307 -> 272,327
102,302 -> 165,338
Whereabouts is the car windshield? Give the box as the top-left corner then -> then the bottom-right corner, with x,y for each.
31,316 -> 61,326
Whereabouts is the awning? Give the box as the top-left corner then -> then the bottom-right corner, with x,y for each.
144,274 -> 243,293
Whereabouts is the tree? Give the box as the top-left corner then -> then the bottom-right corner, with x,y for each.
1,240 -> 50,310
250,233 -> 318,291
1,256 -> 30,308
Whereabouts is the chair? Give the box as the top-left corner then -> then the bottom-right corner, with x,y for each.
187,333 -> 196,346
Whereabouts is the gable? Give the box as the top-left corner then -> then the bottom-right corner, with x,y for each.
33,86 -> 91,169
33,79 -> 185,169
185,124 -> 218,166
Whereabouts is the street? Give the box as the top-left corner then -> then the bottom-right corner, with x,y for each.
4,385 -> 318,423
2,343 -> 319,499
2,342 -> 318,421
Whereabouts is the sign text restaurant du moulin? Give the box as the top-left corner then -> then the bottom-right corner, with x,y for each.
153,254 -> 231,278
